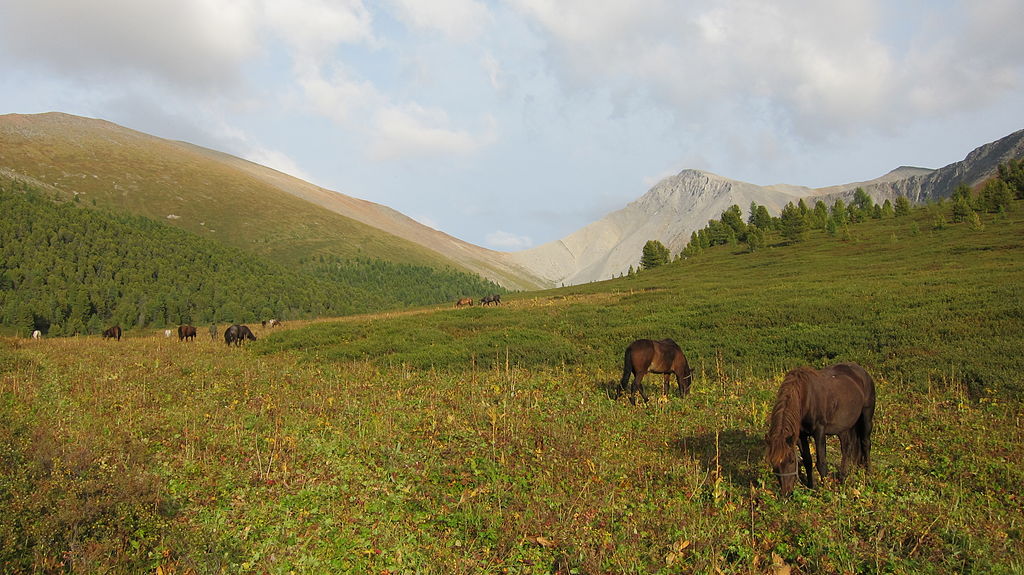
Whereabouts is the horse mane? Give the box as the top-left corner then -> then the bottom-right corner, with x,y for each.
766,367 -> 814,466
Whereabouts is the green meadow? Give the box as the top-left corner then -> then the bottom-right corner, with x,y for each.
1,201 -> 1022,573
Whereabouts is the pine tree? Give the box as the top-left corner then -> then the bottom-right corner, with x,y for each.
881,199 -> 895,218
811,200 -> 829,229
745,226 -> 766,252
979,179 -> 1013,213
852,188 -> 874,220
640,240 -> 671,270
749,204 -> 773,230
720,205 -> 747,240
894,196 -> 911,217
997,158 -> 1024,198
951,194 -> 974,223
831,199 -> 848,225
779,202 -> 809,243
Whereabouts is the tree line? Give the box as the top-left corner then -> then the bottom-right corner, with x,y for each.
637,158 -> 1024,269
0,179 -> 504,336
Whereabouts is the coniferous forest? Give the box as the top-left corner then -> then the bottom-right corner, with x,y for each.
0,178 -> 504,336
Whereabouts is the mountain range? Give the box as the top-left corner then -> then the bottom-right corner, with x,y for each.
2,113 -> 1021,289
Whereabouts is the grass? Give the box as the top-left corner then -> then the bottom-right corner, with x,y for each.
1,202 -> 1023,573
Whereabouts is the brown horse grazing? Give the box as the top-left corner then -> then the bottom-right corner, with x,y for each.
615,339 -> 693,403
224,324 -> 257,346
102,325 -> 122,341
178,324 -> 197,341
766,363 -> 876,496
456,297 -> 474,307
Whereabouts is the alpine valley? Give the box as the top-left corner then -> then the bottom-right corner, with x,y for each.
2,112 -> 1022,292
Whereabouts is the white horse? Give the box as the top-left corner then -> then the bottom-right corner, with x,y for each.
32,330 -> 41,340
164,329 -> 173,338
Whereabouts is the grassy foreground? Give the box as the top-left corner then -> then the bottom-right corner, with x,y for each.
1,204 -> 1023,573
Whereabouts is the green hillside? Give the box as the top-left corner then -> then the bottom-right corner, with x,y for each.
0,177 -> 504,335
0,113 -> 468,271
263,184 -> 1024,399
1,185 -> 1022,573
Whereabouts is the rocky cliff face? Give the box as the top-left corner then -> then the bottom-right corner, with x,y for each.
508,129 -> 1024,286
506,170 -> 809,286
810,128 -> 1024,205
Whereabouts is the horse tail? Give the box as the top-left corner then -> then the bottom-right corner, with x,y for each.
620,345 -> 634,389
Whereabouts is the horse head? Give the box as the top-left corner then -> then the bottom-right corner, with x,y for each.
767,435 -> 800,496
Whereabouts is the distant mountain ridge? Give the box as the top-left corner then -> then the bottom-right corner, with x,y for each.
506,170 -> 809,285
511,129 -> 1024,285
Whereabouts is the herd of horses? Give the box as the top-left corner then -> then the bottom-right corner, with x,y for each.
88,319 -> 874,496
456,294 -> 502,307
617,338 -> 876,496
98,322 -> 261,346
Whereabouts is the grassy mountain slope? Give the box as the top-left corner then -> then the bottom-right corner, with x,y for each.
184,143 -> 550,290
0,176 -> 505,335
0,113 -> 466,271
2,196 -> 1021,573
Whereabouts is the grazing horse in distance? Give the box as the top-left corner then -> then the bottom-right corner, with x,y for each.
178,324 -> 197,341
224,324 -> 257,346
456,297 -> 473,307
615,338 -> 693,403
102,325 -> 122,341
32,330 -> 42,340
268,318 -> 282,327
766,363 -> 876,496
480,294 -> 501,306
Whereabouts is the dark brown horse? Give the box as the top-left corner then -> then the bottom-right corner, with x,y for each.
178,324 -> 197,341
766,363 -> 876,496
224,324 -> 257,346
102,325 -> 122,341
480,294 -> 501,306
615,338 -> 693,403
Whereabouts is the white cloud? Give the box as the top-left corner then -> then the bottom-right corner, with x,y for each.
388,0 -> 493,41
0,0 -> 259,91
487,230 -> 534,250
296,61 -> 381,124
263,0 -> 376,60
370,104 -> 496,159
510,0 -> 1022,142
481,52 -> 503,90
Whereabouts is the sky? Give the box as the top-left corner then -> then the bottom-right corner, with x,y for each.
1,1 -> 1022,250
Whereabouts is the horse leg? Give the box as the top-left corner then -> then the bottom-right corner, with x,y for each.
859,406 -> 874,471
799,434 -> 814,488
618,354 -> 634,401
662,373 -> 671,397
633,372 -> 649,404
813,430 -> 830,483
837,431 -> 855,482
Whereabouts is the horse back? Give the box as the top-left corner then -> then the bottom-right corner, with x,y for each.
625,339 -> 688,374
825,363 -> 875,406
808,363 -> 875,433
624,339 -> 656,370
